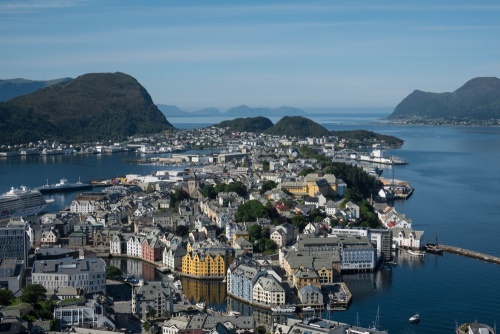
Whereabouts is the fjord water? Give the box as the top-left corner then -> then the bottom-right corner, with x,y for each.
1,109 -> 500,332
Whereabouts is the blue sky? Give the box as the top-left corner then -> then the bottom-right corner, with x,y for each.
1,0 -> 500,110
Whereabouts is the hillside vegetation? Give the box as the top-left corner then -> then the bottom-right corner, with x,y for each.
264,116 -> 331,138
389,77 -> 500,120
0,72 -> 173,144
215,117 -> 274,132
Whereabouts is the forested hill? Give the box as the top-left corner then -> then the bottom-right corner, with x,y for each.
389,77 -> 500,120
0,72 -> 173,144
264,116 -> 331,137
215,117 -> 274,132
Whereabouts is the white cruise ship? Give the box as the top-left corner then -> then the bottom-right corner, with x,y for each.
0,186 -> 52,219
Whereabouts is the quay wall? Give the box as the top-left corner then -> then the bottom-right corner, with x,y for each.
441,245 -> 500,265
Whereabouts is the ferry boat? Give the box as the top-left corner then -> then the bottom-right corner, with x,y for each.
36,178 -> 93,194
0,186 -> 52,219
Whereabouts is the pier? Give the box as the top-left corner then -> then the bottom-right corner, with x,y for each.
441,245 -> 500,265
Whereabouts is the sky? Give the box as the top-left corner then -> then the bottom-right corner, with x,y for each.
1,0 -> 500,111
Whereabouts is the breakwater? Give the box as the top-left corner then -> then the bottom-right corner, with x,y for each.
441,245 -> 500,265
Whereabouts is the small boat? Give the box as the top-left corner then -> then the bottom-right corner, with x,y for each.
409,313 -> 420,323
195,302 -> 206,310
271,305 -> 295,313
228,310 -> 241,316
385,260 -> 397,266
407,249 -> 425,256
173,280 -> 182,290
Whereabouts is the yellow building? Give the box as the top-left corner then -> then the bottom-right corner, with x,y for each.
181,249 -> 230,278
278,172 -> 338,198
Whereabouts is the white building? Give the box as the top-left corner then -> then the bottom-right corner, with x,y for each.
31,258 -> 106,297
70,200 -> 95,214
126,235 -> 144,258
392,228 -> 424,250
110,234 -> 123,255
252,275 -> 285,306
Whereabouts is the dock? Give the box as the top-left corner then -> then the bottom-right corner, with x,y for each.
441,245 -> 500,265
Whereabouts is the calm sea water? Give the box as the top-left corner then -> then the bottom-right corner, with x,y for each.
2,109 -> 500,332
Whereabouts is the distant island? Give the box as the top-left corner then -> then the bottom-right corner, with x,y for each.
388,77 -> 500,126
156,104 -> 306,118
215,116 -> 404,147
0,72 -> 173,144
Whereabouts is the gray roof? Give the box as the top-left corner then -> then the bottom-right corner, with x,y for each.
298,284 -> 321,295
255,275 -> 284,292
32,258 -> 106,275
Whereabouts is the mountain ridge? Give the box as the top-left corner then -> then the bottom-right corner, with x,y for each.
389,77 -> 500,120
0,72 -> 173,144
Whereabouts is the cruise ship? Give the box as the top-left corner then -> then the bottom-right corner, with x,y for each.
0,186 -> 52,219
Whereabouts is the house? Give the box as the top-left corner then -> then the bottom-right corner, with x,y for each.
392,228 -> 424,250
142,236 -> 166,262
252,275 -> 285,306
127,236 -> 145,258
298,285 -> 323,305
162,244 -> 187,272
132,280 -> 173,320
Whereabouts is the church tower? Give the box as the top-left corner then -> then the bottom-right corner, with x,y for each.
188,169 -> 198,197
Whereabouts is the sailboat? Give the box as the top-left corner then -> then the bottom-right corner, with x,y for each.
425,233 -> 444,254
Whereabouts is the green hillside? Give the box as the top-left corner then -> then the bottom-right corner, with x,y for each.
389,77 -> 500,120
0,72 -> 173,144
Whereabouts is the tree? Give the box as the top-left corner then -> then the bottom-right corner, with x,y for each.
257,325 -> 267,334
202,184 -> 216,199
0,288 -> 14,306
248,224 -> 263,241
176,225 -> 189,237
21,284 -> 47,304
225,181 -> 248,197
106,265 -> 122,278
235,200 -> 269,222
261,180 -> 277,193
292,215 -> 307,233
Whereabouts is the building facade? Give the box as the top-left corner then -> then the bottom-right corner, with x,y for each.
31,258 -> 106,297
132,280 -> 174,320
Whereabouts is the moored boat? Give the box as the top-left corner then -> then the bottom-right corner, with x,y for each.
271,305 -> 295,313
425,243 -> 443,254
195,302 -> 206,310
407,249 -> 425,256
0,186 -> 52,218
36,177 -> 93,194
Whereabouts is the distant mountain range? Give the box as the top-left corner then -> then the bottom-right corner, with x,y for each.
0,72 -> 173,144
157,104 -> 306,117
389,77 -> 500,120
0,77 -> 72,101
